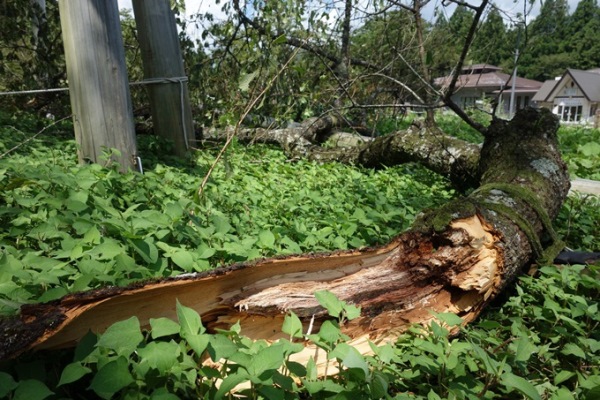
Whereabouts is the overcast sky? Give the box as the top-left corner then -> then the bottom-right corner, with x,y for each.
117,0 -> 582,41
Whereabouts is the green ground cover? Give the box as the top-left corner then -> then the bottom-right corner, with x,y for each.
0,113 -> 598,399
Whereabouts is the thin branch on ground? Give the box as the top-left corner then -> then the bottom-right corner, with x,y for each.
197,47 -> 302,198
0,115 -> 72,159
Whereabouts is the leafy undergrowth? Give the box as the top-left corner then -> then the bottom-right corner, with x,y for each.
557,126 -> 600,181
0,113 -> 599,399
0,266 -> 598,399
0,116 -> 453,315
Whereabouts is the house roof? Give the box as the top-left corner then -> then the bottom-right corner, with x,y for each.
532,80 -> 559,102
461,64 -> 502,72
434,70 -> 543,93
571,69 -> 600,101
546,69 -> 600,102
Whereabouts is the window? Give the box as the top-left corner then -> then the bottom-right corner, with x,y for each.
560,105 -> 583,122
462,96 -> 478,109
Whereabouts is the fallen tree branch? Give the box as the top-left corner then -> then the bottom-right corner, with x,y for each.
0,109 -> 570,378
204,118 -> 481,190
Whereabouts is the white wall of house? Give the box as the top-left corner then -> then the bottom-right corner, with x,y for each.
549,76 -> 597,123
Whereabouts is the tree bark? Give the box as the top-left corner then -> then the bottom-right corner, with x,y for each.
0,109 -> 569,374
204,117 -> 481,190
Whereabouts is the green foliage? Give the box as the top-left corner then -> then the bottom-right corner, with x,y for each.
1,113 -> 599,397
556,194 -> 600,251
558,126 -> 600,181
1,266 -> 598,399
0,1 -> 68,115
0,117 -> 452,315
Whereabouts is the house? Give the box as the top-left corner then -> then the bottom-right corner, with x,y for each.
532,68 -> 600,124
434,64 -> 544,114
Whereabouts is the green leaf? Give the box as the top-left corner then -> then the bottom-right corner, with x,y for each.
0,372 -> 17,398
150,317 -> 181,339
259,229 -> 276,248
551,387 -> 575,400
514,335 -> 536,362
137,341 -> 181,373
370,371 -> 389,399
248,344 -> 285,377
427,390 -> 442,400
578,142 -> 600,157
282,311 -> 303,338
314,290 -> 343,317
435,312 -> 463,327
130,238 -> 159,263
150,387 -> 182,400
344,304 -> 361,320
554,370 -> 576,385
197,246 -> 216,259
89,357 -> 134,399
330,342 -> 369,379
58,362 -> 91,386
96,316 -> 143,356
561,343 -> 586,359
74,330 -> 98,361
186,333 -> 210,356
171,250 -> 194,270
176,300 -> 204,338
272,34 -> 287,45
239,70 -> 259,92
13,379 -> 53,400
215,370 -> 249,399
208,335 -> 239,361
318,320 -> 342,344
501,372 -> 541,400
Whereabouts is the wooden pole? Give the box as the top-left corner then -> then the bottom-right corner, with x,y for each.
132,0 -> 195,157
58,0 -> 137,172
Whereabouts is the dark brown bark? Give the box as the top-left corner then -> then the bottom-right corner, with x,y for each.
0,109 -> 569,372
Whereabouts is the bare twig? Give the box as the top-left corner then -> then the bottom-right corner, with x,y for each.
196,47 -> 302,198
441,0 -> 490,133
0,115 -> 72,159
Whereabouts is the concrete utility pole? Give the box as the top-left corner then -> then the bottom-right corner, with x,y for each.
509,26 -> 522,119
132,0 -> 195,157
58,0 -> 137,172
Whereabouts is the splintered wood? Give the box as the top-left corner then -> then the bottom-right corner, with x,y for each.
1,214 -> 501,369
221,214 -> 502,342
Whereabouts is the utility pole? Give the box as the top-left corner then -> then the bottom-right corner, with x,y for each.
58,0 -> 137,172
132,0 -> 195,157
509,27 -> 522,119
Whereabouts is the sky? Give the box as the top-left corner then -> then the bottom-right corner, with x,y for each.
117,0 -> 583,41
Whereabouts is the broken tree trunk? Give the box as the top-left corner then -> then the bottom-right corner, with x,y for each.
204,117 -> 481,190
0,109 -> 569,372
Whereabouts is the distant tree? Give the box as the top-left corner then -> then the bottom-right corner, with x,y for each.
0,1 -> 66,113
520,0 -> 570,80
448,6 -> 474,45
471,8 -> 509,67
565,0 -> 600,70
